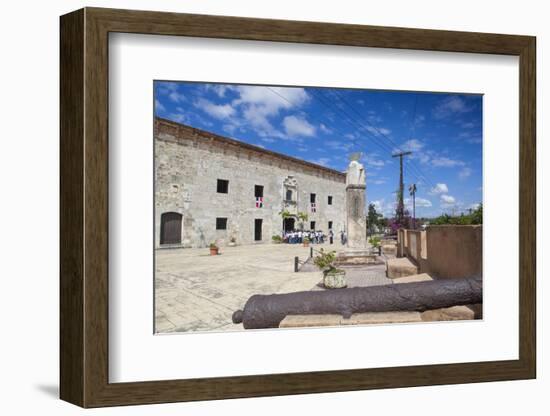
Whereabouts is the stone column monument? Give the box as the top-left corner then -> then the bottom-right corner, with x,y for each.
336,153 -> 377,265
345,154 -> 367,250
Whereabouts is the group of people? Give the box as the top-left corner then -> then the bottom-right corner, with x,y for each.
283,229 -> 338,245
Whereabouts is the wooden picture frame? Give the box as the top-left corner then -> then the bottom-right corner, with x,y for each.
60,7 -> 536,408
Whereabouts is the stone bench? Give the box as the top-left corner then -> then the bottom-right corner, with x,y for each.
386,257 -> 419,278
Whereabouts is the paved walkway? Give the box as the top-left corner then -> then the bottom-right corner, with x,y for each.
155,243 -> 325,333
155,243 -> 392,333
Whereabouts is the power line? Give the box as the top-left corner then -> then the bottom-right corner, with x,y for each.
326,89 -> 437,190
267,86 -> 437,193
309,89 -> 393,155
266,87 -> 363,155
330,89 -> 438,190
309,88 -> 431,190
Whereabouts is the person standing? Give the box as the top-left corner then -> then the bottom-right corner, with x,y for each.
329,229 -> 334,245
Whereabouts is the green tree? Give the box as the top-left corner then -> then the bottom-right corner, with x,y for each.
367,203 -> 382,235
297,211 -> 308,230
429,203 -> 482,225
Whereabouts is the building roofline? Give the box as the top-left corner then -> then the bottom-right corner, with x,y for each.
155,117 -> 346,178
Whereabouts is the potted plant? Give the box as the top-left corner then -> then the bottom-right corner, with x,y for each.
302,237 -> 310,247
368,236 -> 381,255
228,236 -> 237,247
313,248 -> 347,289
209,242 -> 219,256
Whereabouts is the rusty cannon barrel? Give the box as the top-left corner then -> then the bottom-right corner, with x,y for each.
232,277 -> 482,329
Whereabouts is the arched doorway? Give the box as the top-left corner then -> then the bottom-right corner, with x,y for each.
283,217 -> 295,232
160,212 -> 182,245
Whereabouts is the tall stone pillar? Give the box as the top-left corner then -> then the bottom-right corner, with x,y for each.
345,157 -> 367,249
335,155 -> 377,265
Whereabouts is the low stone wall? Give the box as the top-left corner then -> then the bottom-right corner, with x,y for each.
406,230 -> 423,262
397,225 -> 482,279
424,225 -> 482,278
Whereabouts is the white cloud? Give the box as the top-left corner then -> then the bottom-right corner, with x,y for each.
309,157 -> 331,167
194,98 -> 236,120
283,116 -> 316,137
319,123 -> 332,134
367,160 -> 385,168
433,96 -> 472,119
399,139 -> 424,152
230,86 -> 309,138
204,84 -> 231,98
157,82 -> 186,103
155,99 -> 165,113
222,124 -> 237,134
365,125 -> 391,137
430,183 -> 449,195
364,154 -> 385,168
431,157 -> 465,167
459,167 -> 472,179
168,113 -> 187,123
440,194 -> 456,204
440,194 -> 457,208
233,86 -> 309,113
405,197 -> 432,208
326,140 -> 353,152
371,199 -> 393,216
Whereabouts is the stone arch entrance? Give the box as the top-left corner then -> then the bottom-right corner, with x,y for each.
160,212 -> 182,245
283,217 -> 295,232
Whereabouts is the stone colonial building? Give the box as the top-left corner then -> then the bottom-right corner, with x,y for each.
155,117 -> 347,248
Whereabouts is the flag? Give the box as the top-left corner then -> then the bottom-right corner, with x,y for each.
255,197 -> 263,208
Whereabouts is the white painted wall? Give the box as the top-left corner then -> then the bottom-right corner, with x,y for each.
0,1 -> 546,415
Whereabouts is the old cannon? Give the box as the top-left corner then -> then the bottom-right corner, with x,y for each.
232,277 -> 482,329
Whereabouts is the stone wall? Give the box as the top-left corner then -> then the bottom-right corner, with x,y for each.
423,225 -> 482,278
397,225 -> 482,278
154,118 -> 347,248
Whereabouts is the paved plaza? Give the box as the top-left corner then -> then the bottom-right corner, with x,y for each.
155,242 -> 392,333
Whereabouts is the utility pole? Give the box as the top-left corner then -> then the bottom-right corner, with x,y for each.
409,183 -> 417,229
392,151 -> 412,224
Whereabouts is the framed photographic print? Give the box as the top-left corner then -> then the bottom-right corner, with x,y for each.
60,7 -> 536,408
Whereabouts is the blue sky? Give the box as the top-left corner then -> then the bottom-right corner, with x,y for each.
154,81 -> 482,218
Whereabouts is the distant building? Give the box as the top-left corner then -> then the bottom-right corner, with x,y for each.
155,118 -> 347,248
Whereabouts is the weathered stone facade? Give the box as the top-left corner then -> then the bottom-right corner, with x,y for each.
155,118 -> 346,248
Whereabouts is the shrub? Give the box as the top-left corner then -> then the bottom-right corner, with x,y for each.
313,248 -> 342,274
368,236 -> 381,247
272,235 -> 282,243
